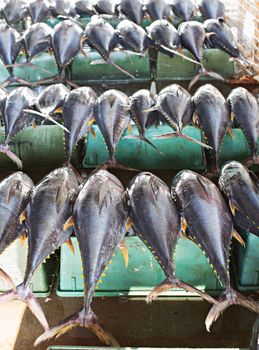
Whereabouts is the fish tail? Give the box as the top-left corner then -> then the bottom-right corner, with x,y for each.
0,144 -> 23,169
97,158 -> 139,172
146,276 -> 217,304
205,288 -> 259,332
106,58 -> 136,79
175,132 -> 212,150
0,269 -> 48,330
34,308 -> 119,347
188,66 -> 225,90
123,134 -> 162,153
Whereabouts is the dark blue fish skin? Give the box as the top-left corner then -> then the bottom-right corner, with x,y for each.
192,84 -> 230,175
126,172 -> 180,277
0,23 -> 21,74
0,88 -> 7,123
23,167 -> 79,285
28,0 -> 51,23
50,0 -> 76,17
0,172 -> 33,255
3,87 -> 37,144
84,17 -> 118,58
117,20 -> 150,54
145,0 -> 171,21
157,84 -> 192,131
147,20 -> 181,51
172,170 -> 232,289
219,161 -> 259,238
75,0 -> 95,16
22,23 -> 53,61
94,0 -> 118,15
199,0 -> 225,19
120,0 -> 145,25
95,89 -> 130,161
52,20 -> 83,70
63,86 -> 97,162
204,18 -> 239,58
227,88 -> 259,162
2,0 -> 27,24
35,83 -> 70,115
34,170 -> 126,346
178,21 -> 205,62
126,171 -> 215,303
171,0 -> 196,21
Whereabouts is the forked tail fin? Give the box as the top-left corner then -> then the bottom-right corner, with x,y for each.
123,134 -> 162,153
34,307 -> 119,347
188,66 -> 225,90
205,288 -> 259,332
0,268 -> 48,330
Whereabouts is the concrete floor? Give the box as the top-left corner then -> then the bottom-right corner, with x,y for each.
0,292 -> 257,350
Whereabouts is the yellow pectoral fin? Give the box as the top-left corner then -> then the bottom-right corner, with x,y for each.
228,127 -> 234,141
127,123 -> 133,134
63,216 -> 75,231
19,211 -> 26,225
126,217 -> 133,231
87,117 -> 95,127
54,107 -> 63,114
232,230 -> 245,247
31,121 -> 37,128
181,217 -> 188,234
229,200 -> 238,216
89,127 -> 96,139
65,237 -> 75,254
230,112 -> 235,122
119,239 -> 129,268
192,114 -> 199,125
19,231 -> 27,245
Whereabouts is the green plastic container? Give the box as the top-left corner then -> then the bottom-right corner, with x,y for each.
0,239 -> 57,297
155,49 -> 235,93
58,236 -> 222,297
234,232 -> 259,291
72,50 -> 151,93
83,125 -> 257,170
0,126 -> 80,171
0,53 -> 58,86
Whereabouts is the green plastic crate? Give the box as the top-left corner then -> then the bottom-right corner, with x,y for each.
71,50 -> 151,92
58,236 -> 222,298
83,125 -> 257,170
155,49 -> 235,93
234,232 -> 259,291
0,126 -> 81,171
0,53 -> 58,86
0,239 -> 57,297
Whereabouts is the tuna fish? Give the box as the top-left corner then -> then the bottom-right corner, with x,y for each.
0,172 -> 33,255
171,0 -> 196,22
82,16 -> 135,78
227,88 -> 259,166
119,0 -> 144,25
151,84 -> 211,149
172,170 -> 259,331
28,0 -> 51,23
75,0 -> 95,16
192,84 -> 231,177
0,87 -> 37,169
145,0 -> 171,21
35,170 -> 127,346
0,167 -> 79,330
1,0 -> 27,24
94,89 -> 136,170
204,18 -> 239,58
219,161 -> 259,238
49,0 -> 77,17
199,0 -> 225,20
123,89 -> 159,151
125,172 -> 216,303
116,20 -> 150,54
147,20 -> 200,64
94,0 -> 119,16
62,86 -> 97,163
24,83 -> 70,131
178,21 -> 224,89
